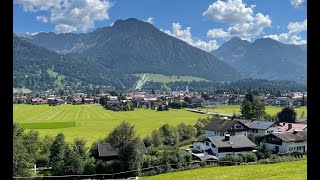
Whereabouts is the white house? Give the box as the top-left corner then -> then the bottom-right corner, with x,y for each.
204,119 -> 248,138
193,134 -> 256,158
236,119 -> 278,136
260,130 -> 307,153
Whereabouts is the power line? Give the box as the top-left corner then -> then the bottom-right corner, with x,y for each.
13,160 -> 225,179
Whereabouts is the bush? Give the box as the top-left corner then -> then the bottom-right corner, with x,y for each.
143,136 -> 153,147
157,105 -> 163,111
220,155 -> 234,162
269,154 -> 281,163
83,158 -> 96,175
242,153 -> 257,162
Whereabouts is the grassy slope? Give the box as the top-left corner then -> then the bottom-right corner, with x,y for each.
13,104 -> 210,146
134,73 -> 209,83
47,69 -> 65,89
142,159 -> 307,180
199,105 -> 307,119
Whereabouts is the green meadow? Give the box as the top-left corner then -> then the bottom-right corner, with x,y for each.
134,73 -> 209,83
199,105 -> 307,119
13,104 -> 211,146
142,159 -> 307,180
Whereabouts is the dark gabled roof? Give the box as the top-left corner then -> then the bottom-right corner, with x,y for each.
204,119 -> 248,132
98,142 -> 147,158
207,135 -> 256,148
98,143 -> 118,157
271,131 -> 307,142
236,119 -> 276,130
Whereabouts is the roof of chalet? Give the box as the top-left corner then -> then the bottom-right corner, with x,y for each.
270,131 -> 307,142
207,135 -> 256,149
204,119 -> 248,132
98,143 -> 118,157
97,142 -> 147,158
236,119 -> 276,130
278,123 -> 307,132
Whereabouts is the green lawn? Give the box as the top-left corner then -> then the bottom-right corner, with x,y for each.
134,73 -> 209,83
199,105 -> 307,119
13,104 -> 211,146
142,159 -> 307,180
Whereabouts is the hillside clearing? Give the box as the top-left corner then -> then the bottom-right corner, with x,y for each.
134,73 -> 210,83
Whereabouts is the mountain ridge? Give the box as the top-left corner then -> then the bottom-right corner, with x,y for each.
17,18 -> 241,83
211,37 -> 306,84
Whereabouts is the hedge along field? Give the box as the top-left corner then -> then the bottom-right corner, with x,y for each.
13,104 -> 211,146
199,105 -> 307,118
143,159 -> 307,180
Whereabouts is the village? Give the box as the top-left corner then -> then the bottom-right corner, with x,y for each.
13,88 -> 307,109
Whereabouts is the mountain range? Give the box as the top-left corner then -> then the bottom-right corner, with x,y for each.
14,18 -> 306,91
16,18 -> 240,85
211,37 -> 307,84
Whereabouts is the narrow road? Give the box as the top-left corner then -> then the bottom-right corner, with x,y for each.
185,108 -> 233,118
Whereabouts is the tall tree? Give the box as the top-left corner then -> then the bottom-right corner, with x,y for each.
240,94 -> 266,119
49,133 -> 67,175
105,121 -> 138,148
105,121 -> 141,173
13,123 -> 33,177
159,124 -> 179,145
277,107 -> 297,123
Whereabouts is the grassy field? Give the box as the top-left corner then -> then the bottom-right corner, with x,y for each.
13,104 -> 211,146
134,73 -> 209,83
199,105 -> 307,119
142,159 -> 307,180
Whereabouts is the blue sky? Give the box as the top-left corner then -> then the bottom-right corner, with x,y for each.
13,0 -> 307,52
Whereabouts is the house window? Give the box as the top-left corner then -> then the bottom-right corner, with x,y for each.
197,146 -> 201,150
205,142 -> 209,146
252,129 -> 258,133
267,130 -> 273,134
236,125 -> 242,129
220,133 -> 224,136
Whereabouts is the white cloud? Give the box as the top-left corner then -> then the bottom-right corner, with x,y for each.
264,19 -> 307,45
14,0 -> 112,33
146,17 -> 154,24
14,0 -> 61,12
203,0 -> 254,25
290,0 -> 307,8
36,16 -> 48,23
54,24 -> 77,33
287,19 -> 307,32
204,0 -> 271,41
163,23 -> 219,52
25,32 -> 40,35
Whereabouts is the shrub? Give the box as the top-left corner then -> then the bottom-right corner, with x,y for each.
269,154 -> 281,163
83,158 -> 96,175
242,153 -> 257,162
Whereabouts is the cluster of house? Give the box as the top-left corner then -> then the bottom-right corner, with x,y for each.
13,90 -> 306,108
191,118 -> 307,160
